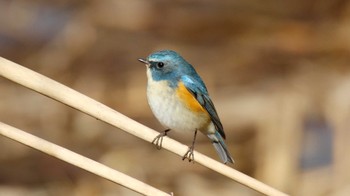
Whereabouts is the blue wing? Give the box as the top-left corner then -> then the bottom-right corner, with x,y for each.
181,75 -> 226,139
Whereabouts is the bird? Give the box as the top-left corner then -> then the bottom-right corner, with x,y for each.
138,50 -> 234,164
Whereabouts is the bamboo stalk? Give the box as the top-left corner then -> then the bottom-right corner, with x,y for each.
0,57 -> 288,196
0,122 -> 171,196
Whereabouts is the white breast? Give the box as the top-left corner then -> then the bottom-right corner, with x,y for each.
146,70 -> 210,133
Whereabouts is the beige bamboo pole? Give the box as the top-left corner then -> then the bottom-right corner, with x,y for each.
0,122 -> 171,196
0,56 -> 288,196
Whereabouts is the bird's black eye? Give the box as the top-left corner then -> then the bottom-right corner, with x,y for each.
156,62 -> 164,69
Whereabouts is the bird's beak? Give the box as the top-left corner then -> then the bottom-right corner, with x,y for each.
138,58 -> 150,67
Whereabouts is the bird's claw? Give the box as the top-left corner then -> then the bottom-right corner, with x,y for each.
182,145 -> 195,163
151,129 -> 170,150
152,134 -> 164,150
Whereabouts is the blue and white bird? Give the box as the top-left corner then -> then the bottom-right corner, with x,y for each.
139,50 -> 234,164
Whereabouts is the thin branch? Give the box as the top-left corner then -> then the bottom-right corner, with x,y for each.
0,122 -> 171,196
0,57 -> 288,196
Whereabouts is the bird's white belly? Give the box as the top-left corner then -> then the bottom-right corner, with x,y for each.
147,79 -> 209,133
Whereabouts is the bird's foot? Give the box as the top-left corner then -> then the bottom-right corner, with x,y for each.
152,129 -> 170,150
182,145 -> 195,163
182,129 -> 198,163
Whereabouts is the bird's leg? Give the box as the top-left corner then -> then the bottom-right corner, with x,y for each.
152,129 -> 171,150
182,129 -> 198,163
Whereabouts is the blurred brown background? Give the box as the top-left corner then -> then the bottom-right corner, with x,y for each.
1,0 -> 350,195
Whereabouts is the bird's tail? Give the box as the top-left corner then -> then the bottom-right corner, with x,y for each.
207,131 -> 234,164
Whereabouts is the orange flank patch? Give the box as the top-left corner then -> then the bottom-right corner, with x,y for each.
176,82 -> 207,113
